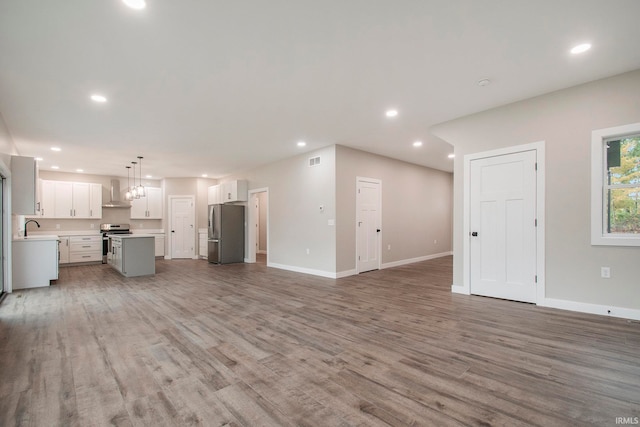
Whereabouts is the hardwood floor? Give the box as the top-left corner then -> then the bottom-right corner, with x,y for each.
1,256 -> 638,426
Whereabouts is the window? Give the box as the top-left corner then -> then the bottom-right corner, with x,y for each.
591,123 -> 640,246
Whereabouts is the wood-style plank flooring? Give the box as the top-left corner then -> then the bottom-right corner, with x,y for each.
1,256 -> 639,426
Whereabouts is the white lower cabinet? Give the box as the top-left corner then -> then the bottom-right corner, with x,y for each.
59,237 -> 70,264
69,235 -> 102,263
154,234 -> 165,257
13,237 -> 59,289
198,231 -> 208,259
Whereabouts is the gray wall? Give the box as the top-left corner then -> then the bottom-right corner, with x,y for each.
431,69 -> 640,310
335,145 -> 453,274
224,145 -> 336,274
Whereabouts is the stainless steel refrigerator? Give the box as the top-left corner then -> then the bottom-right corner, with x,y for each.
208,204 -> 245,264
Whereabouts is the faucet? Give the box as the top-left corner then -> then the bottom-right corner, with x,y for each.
24,219 -> 40,237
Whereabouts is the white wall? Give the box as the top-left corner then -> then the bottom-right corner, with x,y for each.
0,112 -> 18,165
224,145 -> 337,275
431,69 -> 640,311
335,145 -> 453,274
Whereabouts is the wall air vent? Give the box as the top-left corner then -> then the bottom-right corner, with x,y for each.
308,156 -> 321,167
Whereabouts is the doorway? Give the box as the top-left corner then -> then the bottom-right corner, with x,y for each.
247,188 -> 268,264
464,142 -> 545,303
169,196 -> 195,259
356,177 -> 381,273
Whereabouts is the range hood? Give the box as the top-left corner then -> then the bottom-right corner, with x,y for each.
102,179 -> 131,208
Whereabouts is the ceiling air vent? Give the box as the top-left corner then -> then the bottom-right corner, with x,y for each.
308,156 -> 321,167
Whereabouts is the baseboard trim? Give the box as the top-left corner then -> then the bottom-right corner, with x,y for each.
336,269 -> 357,279
540,297 -> 640,321
268,262 -> 338,279
381,251 -> 453,270
451,284 -> 470,295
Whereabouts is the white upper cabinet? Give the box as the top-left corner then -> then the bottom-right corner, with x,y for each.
130,187 -> 162,219
11,156 -> 38,215
89,183 -> 102,219
45,180 -> 103,219
207,184 -> 220,205
220,180 -> 247,203
30,179 -> 55,218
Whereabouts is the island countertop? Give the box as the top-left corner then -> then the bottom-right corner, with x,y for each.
13,235 -> 59,242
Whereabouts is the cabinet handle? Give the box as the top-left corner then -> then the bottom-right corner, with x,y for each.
82,255 -> 91,258
37,202 -> 40,212
74,209 -> 76,216
90,209 -> 92,216
82,245 -> 91,248
70,209 -> 73,216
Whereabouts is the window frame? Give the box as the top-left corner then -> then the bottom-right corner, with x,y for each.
591,122 -> 640,246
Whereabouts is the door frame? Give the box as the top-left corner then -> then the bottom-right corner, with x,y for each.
460,141 -> 546,303
0,160 -> 10,294
355,176 -> 382,274
167,195 -> 196,260
247,187 -> 269,264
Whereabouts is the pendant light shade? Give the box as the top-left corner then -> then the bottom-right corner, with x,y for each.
136,156 -> 146,197
125,166 -> 133,201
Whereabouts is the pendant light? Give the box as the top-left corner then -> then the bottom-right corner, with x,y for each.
125,166 -> 133,201
131,161 -> 139,199
136,156 -> 146,197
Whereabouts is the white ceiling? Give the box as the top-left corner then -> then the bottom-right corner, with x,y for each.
1,1 -> 640,179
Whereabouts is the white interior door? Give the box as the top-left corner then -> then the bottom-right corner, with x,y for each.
357,178 -> 381,273
170,197 -> 195,259
470,150 -> 537,303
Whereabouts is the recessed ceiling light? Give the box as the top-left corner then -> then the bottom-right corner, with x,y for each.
123,0 -> 146,10
570,43 -> 591,54
51,165 -> 59,169
413,141 -> 423,147
477,78 -> 491,87
448,153 -> 455,159
297,141 -> 306,147
385,109 -> 398,118
90,94 -> 107,103
35,157 -> 43,161
76,169 -> 84,173
201,174 -> 208,178
51,147 -> 61,152
146,174 -> 152,178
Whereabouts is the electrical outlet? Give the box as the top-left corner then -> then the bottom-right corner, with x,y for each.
387,244 -> 391,250
306,248 -> 310,255
601,267 -> 611,279
434,239 -> 437,244
56,224 -> 60,230
90,223 -> 95,229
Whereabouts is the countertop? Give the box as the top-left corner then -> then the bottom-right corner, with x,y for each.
110,234 -> 156,239
27,230 -> 100,237
13,235 -> 60,242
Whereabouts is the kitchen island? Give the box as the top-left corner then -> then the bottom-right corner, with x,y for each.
12,235 -> 59,289
108,235 -> 155,277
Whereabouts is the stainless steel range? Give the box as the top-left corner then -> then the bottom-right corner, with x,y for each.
100,223 -> 132,263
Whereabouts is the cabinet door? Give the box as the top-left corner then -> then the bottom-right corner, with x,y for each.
89,183 -> 102,218
72,183 -> 91,218
146,187 -> 163,219
154,235 -> 165,257
10,156 -> 37,214
54,181 -> 74,218
59,237 -> 70,264
40,180 -> 56,218
130,196 -> 147,219
207,185 -> 220,204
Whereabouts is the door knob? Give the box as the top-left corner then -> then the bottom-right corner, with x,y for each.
471,231 -> 478,236
171,230 -> 175,233
377,229 -> 381,232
